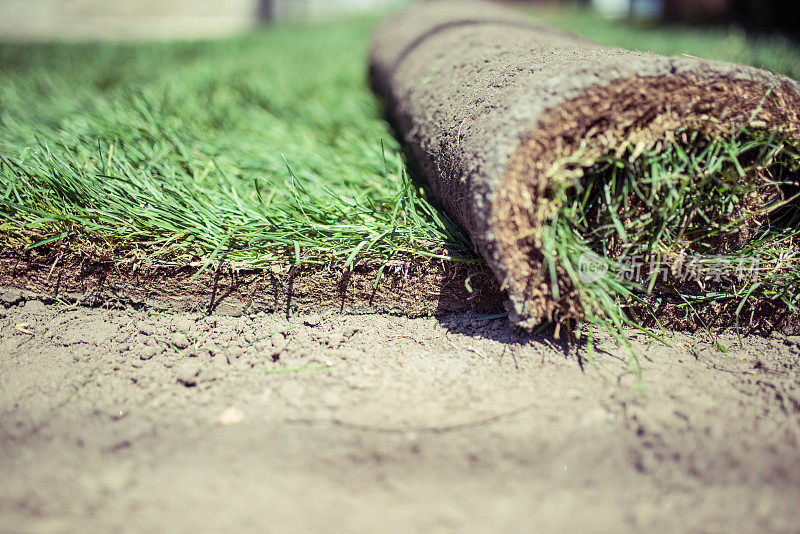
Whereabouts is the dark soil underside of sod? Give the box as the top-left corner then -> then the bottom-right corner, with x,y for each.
0,246 -> 503,318
2,246 -> 799,335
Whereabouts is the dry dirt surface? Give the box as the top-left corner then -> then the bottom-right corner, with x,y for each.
1,287 -> 800,533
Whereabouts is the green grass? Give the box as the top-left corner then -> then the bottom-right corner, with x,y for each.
546,129 -> 800,329
0,8 -> 799,326
0,18 -> 472,270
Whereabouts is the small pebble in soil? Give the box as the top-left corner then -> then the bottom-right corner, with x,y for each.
0,289 -> 23,306
170,317 -> 193,334
137,322 -> 155,336
270,334 -> 289,360
326,332 -> 343,347
171,333 -> 190,350
186,347 -> 213,358
217,407 -> 245,426
139,346 -> 158,361
176,362 -> 201,387
342,326 -> 359,339
303,314 -> 321,326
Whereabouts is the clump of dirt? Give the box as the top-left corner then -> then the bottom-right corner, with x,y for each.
1,294 -> 799,531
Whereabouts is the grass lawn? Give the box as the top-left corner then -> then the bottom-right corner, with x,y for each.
0,17 -> 471,272
1,7 -> 799,321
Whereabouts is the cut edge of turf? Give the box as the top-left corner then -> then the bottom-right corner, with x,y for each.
494,73 -> 800,336
544,127 -> 800,343
1,243 -> 798,336
0,243 -> 504,318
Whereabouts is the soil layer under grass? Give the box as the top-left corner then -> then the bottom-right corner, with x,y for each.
0,244 -> 502,317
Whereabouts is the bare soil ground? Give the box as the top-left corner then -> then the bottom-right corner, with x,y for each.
1,287 -> 799,533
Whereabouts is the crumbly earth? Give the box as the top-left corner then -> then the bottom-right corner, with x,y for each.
1,288 -> 799,533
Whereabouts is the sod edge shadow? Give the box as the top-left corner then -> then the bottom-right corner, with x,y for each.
369,0 -> 800,329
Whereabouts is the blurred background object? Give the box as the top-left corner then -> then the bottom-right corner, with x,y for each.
0,0 -> 260,40
664,0 -> 799,29
0,0 -> 407,41
589,0 -> 664,19
588,0 -> 731,21
663,0 -> 731,21
730,0 -> 800,35
0,0 -> 797,41
270,0 -> 406,20
585,0 -> 800,32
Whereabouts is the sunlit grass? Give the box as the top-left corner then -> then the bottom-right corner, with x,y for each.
0,18 -> 473,268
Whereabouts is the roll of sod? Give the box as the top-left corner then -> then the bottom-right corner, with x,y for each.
369,0 -> 800,328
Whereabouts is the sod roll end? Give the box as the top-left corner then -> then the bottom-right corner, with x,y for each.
369,0 -> 800,328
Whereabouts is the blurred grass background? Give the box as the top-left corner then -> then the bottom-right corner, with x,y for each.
539,7 -> 800,79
